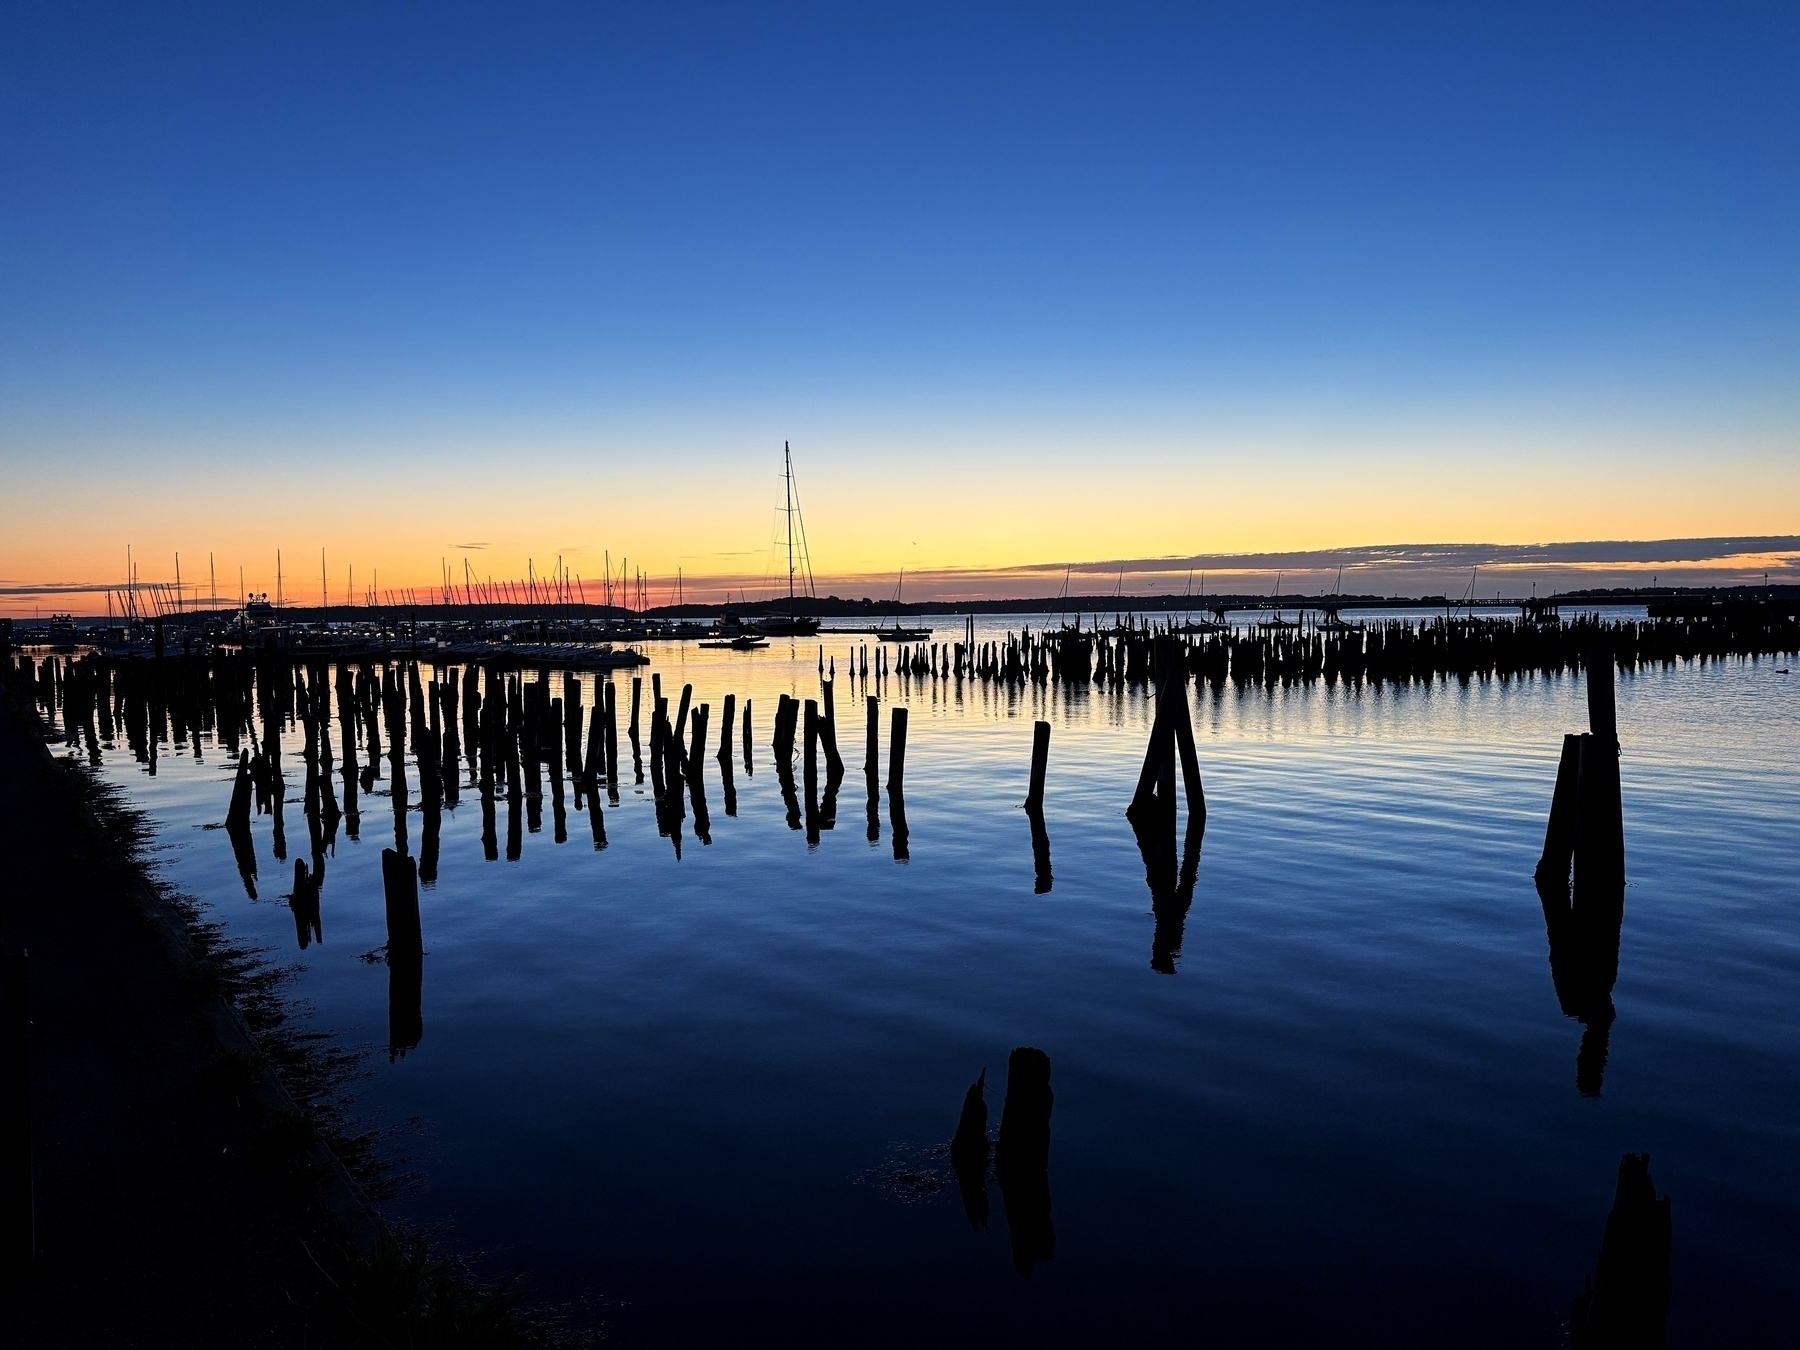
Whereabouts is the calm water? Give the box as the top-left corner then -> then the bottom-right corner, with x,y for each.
68,613 -> 1800,1345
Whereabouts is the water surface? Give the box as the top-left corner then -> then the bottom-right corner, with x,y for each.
76,616 -> 1800,1345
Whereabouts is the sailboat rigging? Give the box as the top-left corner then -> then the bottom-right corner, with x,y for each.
873,568 -> 931,641
753,442 -> 821,637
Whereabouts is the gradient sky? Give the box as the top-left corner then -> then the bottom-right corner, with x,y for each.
2,1 -> 1796,611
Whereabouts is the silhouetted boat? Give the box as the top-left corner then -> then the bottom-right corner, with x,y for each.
1254,571 -> 1298,631
699,635 -> 769,650
1175,616 -> 1227,634
872,569 -> 932,641
752,443 -> 822,638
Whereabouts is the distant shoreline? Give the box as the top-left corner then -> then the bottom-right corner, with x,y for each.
5,581 -> 1794,627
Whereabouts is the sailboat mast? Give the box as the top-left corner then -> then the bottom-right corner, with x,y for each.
785,441 -> 795,606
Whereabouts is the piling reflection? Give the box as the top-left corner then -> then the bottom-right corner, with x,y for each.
820,760 -> 842,835
263,712 -> 288,864
1131,807 -> 1204,975
225,817 -> 259,899
481,793 -> 499,862
506,785 -> 523,863
588,789 -> 608,850
381,848 -> 424,1061
949,1067 -> 991,1232
1535,652 -> 1629,1097
388,954 -> 423,1061
1025,804 -> 1052,894
290,857 -> 323,949
549,754 -> 567,846
688,760 -> 711,845
420,797 -> 441,885
1570,1153 -> 1671,1345
719,749 -> 737,818
338,703 -> 361,841
777,758 -> 802,832
888,785 -> 910,862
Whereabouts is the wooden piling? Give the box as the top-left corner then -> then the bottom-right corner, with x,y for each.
803,699 -> 819,783
1025,719 -> 1050,810
1585,646 -> 1617,742
718,693 -> 736,760
584,704 -> 604,783
995,1047 -> 1053,1172
1171,684 -> 1205,833
1538,733 -> 1583,883
1576,649 -> 1625,890
1575,732 -> 1626,893
819,678 -> 844,777
689,704 -> 709,771
994,1045 -> 1055,1273
887,705 -> 908,792
864,695 -> 879,772
603,681 -> 619,788
1129,636 -> 1200,828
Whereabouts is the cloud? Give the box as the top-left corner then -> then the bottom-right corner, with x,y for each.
0,580 -> 128,596
454,542 -> 489,550
997,536 -> 1800,578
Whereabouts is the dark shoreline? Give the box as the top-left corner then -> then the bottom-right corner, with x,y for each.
0,686 -> 595,1347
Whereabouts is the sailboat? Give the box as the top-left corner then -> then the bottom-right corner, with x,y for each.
750,443 -> 822,638
1258,570 -> 1298,632
1176,570 -> 1226,634
1317,565 -> 1362,632
872,569 -> 931,642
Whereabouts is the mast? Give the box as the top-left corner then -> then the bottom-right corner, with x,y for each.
785,441 -> 795,606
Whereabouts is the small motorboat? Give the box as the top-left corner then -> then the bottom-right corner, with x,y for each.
699,634 -> 769,650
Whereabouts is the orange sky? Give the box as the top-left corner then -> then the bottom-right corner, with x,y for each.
4,422 -> 1795,615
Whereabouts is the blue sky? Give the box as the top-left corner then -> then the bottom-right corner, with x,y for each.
2,1 -> 1796,600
